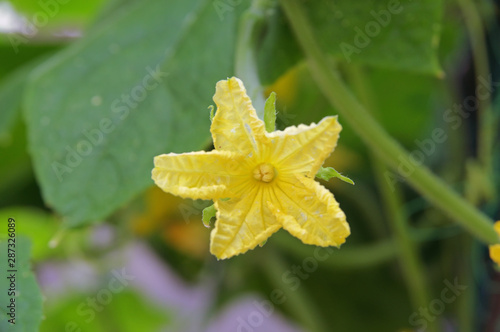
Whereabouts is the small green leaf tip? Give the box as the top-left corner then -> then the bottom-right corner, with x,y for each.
316,167 -> 355,185
264,91 -> 277,132
208,105 -> 215,122
202,204 -> 216,228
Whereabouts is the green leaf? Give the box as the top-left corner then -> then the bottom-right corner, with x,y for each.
318,0 -> 444,73
363,66 -> 440,147
202,204 -> 216,228
316,166 -> 355,185
0,235 -> 43,331
24,0 -> 241,227
264,0 -> 443,76
264,91 -> 277,132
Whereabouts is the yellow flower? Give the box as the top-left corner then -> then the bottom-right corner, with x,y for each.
489,221 -> 500,264
152,77 -> 350,259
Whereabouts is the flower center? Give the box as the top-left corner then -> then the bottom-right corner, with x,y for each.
252,163 -> 275,183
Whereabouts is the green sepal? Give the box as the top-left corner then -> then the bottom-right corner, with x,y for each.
316,167 -> 355,185
202,204 -> 216,228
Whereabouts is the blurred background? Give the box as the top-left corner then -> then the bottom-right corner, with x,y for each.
0,0 -> 499,331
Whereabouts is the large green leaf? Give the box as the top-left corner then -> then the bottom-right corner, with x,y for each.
260,0 -> 443,77
24,0 -> 240,227
0,235 -> 43,332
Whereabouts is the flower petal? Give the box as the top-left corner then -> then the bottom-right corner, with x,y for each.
490,244 -> 500,265
211,77 -> 267,155
268,116 -> 341,177
490,221 -> 500,265
210,185 -> 281,259
152,150 -> 248,200
269,175 -> 350,247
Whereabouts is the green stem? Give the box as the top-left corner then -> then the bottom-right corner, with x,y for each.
457,235 -> 474,332
374,160 -> 440,332
235,0 -> 275,118
278,0 -> 498,245
273,234 -> 397,269
272,227 -> 460,270
262,250 -> 329,332
457,0 -> 495,186
347,66 -> 437,332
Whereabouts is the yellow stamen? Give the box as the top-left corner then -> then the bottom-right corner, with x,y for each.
253,163 -> 275,183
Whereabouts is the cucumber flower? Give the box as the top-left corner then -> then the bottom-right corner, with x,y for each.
152,77 -> 350,259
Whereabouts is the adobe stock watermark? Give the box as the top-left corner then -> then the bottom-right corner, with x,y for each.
339,0 -> 403,63
65,268 -> 135,332
213,0 -> 243,21
409,278 -> 467,330
236,246 -> 335,332
8,0 -> 72,53
51,64 -> 168,182
384,74 -> 500,191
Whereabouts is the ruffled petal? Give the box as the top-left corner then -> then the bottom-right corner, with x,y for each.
152,150 -> 249,200
211,77 -> 268,155
210,185 -> 281,259
267,116 -> 341,177
269,174 -> 350,247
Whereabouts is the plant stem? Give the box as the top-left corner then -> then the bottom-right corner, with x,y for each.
457,0 -> 496,188
375,159 -> 441,331
235,0 -> 275,118
457,235 -> 474,332
272,226 -> 460,270
278,0 -> 498,245
347,66 -> 438,332
272,232 -> 397,268
262,250 -> 329,332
